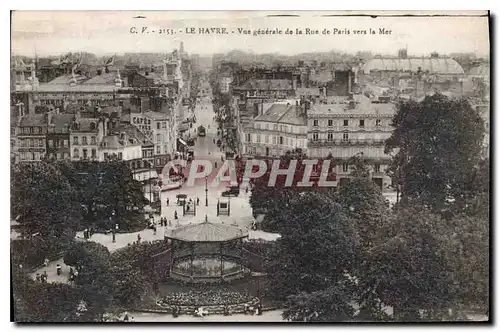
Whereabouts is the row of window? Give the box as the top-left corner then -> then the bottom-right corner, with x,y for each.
73,136 -> 97,146
48,152 -> 71,160
254,122 -> 306,134
312,119 -> 382,127
19,138 -> 45,148
48,139 -> 69,148
19,127 -> 45,135
245,133 -> 307,148
18,151 -> 44,161
311,132 -> 385,142
74,148 -> 98,159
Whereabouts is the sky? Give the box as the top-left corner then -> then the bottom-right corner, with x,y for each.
11,11 -> 490,57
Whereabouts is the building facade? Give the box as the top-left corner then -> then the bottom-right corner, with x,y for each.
242,102 -> 308,158
307,95 -> 395,189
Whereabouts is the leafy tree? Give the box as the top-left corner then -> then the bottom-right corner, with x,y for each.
385,93 -> 484,212
11,161 -> 79,239
266,191 -> 356,318
12,270 -> 82,322
283,283 -> 356,322
338,155 -> 390,319
360,204 -> 454,320
64,241 -> 115,320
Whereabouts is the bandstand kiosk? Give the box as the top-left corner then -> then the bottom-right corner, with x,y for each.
165,216 -> 249,283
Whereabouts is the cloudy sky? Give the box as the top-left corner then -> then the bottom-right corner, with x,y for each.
11,11 -> 490,57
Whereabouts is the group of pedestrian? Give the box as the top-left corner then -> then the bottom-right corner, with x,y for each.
35,271 -> 48,283
159,217 -> 172,227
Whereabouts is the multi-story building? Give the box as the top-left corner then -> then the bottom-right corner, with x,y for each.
233,78 -> 296,128
307,94 -> 395,190
46,113 -> 73,161
129,110 -> 175,169
70,114 -> 105,161
100,132 -> 142,162
242,101 -> 308,158
14,113 -> 48,163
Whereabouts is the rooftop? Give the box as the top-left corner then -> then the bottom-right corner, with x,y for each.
296,87 -> 322,96
73,118 -> 100,132
48,114 -> 74,133
235,78 -> 293,91
167,221 -> 248,242
309,94 -> 396,116
47,74 -> 89,85
36,84 -> 117,93
362,57 -> 464,75
142,111 -> 169,120
255,103 -> 307,126
100,134 -> 140,149
18,114 -> 47,127
83,72 -> 121,84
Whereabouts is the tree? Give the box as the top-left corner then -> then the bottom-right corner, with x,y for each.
12,270 -> 82,322
338,155 -> 391,319
360,204 -> 455,320
283,283 -> 356,322
385,94 -> 484,212
266,191 -> 357,320
11,161 -> 79,239
64,241 -> 115,320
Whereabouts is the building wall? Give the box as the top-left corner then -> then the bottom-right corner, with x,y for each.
242,121 -> 308,157
307,110 -> 395,190
15,125 -> 47,162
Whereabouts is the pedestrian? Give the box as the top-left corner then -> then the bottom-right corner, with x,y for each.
245,187 -> 249,194
153,226 -> 157,235
137,234 -> 141,243
123,312 -> 129,322
42,271 -> 48,283
56,264 -> 62,276
174,211 -> 178,220
35,273 -> 41,282
169,219 -> 172,227
43,258 -> 49,267
166,198 -> 169,206
197,197 -> 200,205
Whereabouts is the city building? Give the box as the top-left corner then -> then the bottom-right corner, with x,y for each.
14,113 -> 48,163
70,114 -> 105,161
307,94 -> 396,190
46,113 -> 73,161
242,101 -> 308,158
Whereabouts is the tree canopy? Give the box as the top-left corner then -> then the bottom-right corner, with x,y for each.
385,93 -> 484,212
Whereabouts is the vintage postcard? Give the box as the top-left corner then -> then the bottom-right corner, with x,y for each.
10,10 -> 490,323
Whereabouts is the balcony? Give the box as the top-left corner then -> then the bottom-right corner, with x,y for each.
308,139 -> 386,147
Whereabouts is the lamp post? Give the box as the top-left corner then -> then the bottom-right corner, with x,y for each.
205,176 -> 208,207
111,210 -> 116,243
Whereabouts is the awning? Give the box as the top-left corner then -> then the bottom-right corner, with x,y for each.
178,138 -> 188,146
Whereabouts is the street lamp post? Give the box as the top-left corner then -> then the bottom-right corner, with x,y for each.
111,210 -> 116,243
205,176 -> 208,207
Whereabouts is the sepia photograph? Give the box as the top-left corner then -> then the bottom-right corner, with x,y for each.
9,10 -> 490,323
